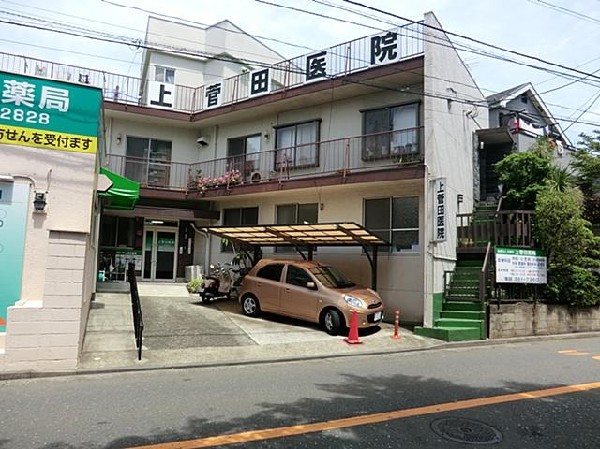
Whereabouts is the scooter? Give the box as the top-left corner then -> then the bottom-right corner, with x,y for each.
199,263 -> 234,303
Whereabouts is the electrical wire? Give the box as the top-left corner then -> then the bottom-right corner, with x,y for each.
1,1 -> 599,131
338,0 -> 600,83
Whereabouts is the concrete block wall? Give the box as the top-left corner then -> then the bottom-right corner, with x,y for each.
489,303 -> 600,338
3,231 -> 88,372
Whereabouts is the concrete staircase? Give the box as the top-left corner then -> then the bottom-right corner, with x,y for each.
415,257 -> 486,342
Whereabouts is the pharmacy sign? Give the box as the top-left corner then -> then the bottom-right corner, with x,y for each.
0,71 -> 102,153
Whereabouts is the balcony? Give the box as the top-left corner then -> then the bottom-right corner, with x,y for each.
0,21 -> 424,114
457,210 -> 535,250
104,127 -> 424,195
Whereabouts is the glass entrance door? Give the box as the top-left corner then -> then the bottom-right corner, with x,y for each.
143,228 -> 177,280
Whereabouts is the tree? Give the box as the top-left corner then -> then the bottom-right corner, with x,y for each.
495,151 -> 552,209
574,131 -> 600,231
534,187 -> 600,306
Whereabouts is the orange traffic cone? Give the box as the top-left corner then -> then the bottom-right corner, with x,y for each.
344,310 -> 363,344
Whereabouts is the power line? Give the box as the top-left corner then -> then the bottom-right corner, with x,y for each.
527,0 -> 600,26
255,0 -> 600,91
339,0 -> 600,84
1,2 -> 599,131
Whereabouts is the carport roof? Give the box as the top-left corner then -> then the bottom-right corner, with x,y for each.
202,222 -> 387,247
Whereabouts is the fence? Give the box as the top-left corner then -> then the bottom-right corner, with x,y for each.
127,262 -> 144,361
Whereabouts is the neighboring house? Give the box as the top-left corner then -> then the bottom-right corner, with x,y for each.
475,82 -> 573,202
0,11 -> 489,370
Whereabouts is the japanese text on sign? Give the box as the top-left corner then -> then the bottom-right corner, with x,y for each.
433,178 -> 447,242
495,247 -> 547,284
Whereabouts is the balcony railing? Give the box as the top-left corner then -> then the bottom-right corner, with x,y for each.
457,210 -> 535,248
104,127 -> 424,192
0,21 -> 424,114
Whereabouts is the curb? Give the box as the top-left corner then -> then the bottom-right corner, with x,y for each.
1,331 -> 599,382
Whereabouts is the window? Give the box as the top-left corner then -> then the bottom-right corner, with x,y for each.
364,197 -> 419,252
275,203 -> 318,253
125,137 -> 172,187
257,264 -> 284,282
286,265 -> 313,287
362,103 -> 419,160
221,207 -> 259,252
100,216 -> 135,248
155,66 -> 175,84
228,135 -> 261,180
275,120 -> 320,170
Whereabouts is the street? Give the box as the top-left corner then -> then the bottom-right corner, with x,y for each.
1,336 -> 599,448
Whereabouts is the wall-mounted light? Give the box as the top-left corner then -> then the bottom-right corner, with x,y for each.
116,133 -> 122,145
33,192 -> 47,213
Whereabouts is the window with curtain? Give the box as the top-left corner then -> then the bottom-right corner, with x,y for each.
275,120 -> 320,170
362,103 -> 419,160
155,66 -> 175,84
364,197 -> 419,252
221,207 -> 259,252
125,137 -> 172,187
227,134 -> 261,180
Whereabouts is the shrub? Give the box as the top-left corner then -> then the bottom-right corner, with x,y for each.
186,277 -> 203,293
545,265 -> 600,307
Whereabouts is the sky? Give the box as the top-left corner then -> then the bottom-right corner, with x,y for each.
1,0 -> 599,145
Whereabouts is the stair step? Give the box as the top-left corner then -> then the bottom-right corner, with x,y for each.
444,301 -> 482,312
441,310 -> 485,320
414,326 -> 483,342
435,318 -> 483,328
449,286 -> 479,294
445,293 -> 479,302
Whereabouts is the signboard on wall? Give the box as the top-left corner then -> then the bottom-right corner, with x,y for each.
146,80 -> 175,109
0,182 -> 28,331
495,247 -> 547,284
433,178 -> 447,242
0,71 -> 102,153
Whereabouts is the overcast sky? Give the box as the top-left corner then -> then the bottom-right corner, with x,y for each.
1,0 -> 599,144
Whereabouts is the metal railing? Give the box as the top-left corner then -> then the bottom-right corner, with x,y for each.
105,127 -> 424,191
457,210 -> 535,248
0,22 -> 424,113
127,262 -> 143,361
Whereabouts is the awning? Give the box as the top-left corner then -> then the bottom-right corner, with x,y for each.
202,222 -> 387,247
203,222 -> 388,289
98,167 -> 140,210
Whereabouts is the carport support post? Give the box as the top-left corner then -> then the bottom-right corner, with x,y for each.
371,246 -> 378,291
307,246 -> 314,261
252,245 -> 261,266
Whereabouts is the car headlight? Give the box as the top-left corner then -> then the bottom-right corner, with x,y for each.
343,295 -> 366,309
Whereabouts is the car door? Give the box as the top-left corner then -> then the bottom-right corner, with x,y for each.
280,264 -> 320,321
252,263 -> 284,312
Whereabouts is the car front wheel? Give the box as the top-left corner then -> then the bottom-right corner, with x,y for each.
322,309 -> 342,335
241,294 -> 261,317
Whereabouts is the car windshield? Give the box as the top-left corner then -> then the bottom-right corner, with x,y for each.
309,266 -> 356,289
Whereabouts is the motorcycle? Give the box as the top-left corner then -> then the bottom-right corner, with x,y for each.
199,263 -> 234,303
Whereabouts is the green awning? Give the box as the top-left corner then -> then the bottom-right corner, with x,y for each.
98,167 -> 140,210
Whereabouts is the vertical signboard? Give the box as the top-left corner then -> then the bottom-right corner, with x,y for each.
0,181 -> 28,331
433,178 -> 447,242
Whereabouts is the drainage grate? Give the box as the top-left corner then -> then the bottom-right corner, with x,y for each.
431,417 -> 503,445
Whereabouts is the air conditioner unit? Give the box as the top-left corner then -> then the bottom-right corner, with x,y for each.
250,171 -> 262,182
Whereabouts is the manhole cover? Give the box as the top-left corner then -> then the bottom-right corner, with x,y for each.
431,417 -> 503,445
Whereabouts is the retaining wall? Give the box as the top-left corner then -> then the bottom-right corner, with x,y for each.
489,302 -> 600,338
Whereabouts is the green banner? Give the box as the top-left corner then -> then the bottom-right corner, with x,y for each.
0,71 -> 102,152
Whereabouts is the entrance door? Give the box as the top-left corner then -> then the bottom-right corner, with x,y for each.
143,228 -> 177,280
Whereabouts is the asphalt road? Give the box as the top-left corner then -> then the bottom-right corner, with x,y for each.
1,336 -> 599,449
